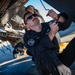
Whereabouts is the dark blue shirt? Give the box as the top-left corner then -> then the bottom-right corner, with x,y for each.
23,22 -> 59,57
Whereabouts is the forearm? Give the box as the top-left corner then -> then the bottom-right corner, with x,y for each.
48,32 -> 55,41
48,22 -> 59,41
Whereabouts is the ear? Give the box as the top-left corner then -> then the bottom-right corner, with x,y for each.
25,24 -> 29,28
25,24 -> 30,30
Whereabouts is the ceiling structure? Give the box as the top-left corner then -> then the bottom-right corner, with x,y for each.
0,0 -> 28,27
0,0 -> 28,44
43,0 -> 75,22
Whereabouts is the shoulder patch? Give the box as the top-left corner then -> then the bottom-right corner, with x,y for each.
27,38 -> 35,46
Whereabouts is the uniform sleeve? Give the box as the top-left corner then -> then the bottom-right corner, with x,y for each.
58,18 -> 72,31
39,35 -> 56,49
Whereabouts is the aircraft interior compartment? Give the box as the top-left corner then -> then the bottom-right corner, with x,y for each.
0,0 -> 75,75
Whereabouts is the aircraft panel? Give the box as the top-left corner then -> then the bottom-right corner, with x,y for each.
43,0 -> 75,22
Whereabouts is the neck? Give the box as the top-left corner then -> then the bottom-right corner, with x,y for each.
30,24 -> 42,32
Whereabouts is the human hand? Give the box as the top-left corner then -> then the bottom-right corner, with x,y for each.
57,64 -> 72,75
50,22 -> 59,35
48,22 -> 59,40
47,9 -> 58,20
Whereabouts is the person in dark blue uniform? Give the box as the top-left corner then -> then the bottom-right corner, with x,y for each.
23,11 -> 74,75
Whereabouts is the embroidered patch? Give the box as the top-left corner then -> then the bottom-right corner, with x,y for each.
27,38 -> 35,46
